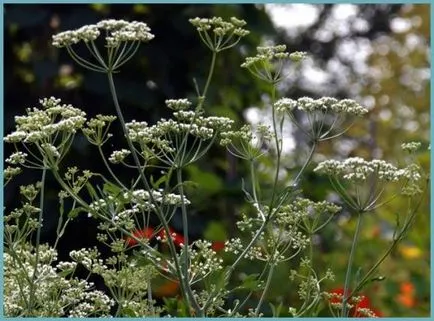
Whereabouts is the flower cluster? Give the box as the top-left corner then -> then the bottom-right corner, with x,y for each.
4,97 -> 86,145
227,204 -> 311,263
109,149 -> 131,164
4,97 -> 86,170
220,123 -> 274,160
52,19 -> 154,48
125,189 -> 190,206
325,287 -> 382,317
69,248 -> 162,316
401,141 -> 422,153
5,151 -> 27,165
125,112 -> 233,166
88,189 -> 189,226
189,17 -> 249,52
275,97 -> 368,116
82,114 -> 117,146
4,184 -> 42,240
314,157 -> 422,211
186,240 -> 224,283
4,245 -> 114,317
314,157 -> 407,182
165,98 -> 193,111
279,197 -> 341,234
274,97 -> 368,141
241,45 -> 306,83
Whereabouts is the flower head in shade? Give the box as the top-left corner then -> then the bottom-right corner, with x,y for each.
189,16 -> 249,52
52,19 -> 154,48
241,45 -> 307,84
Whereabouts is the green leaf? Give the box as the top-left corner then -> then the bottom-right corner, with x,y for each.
85,182 -> 98,199
270,301 -> 283,317
186,165 -> 223,195
235,273 -> 263,291
203,221 -> 228,241
150,174 -> 167,189
67,206 -> 87,219
103,181 -> 122,196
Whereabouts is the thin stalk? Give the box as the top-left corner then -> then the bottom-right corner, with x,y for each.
27,167 -> 47,314
97,145 -> 127,189
349,186 -> 427,298
255,262 -> 275,316
269,85 -> 281,209
176,168 -> 202,316
197,51 -> 217,110
106,71 -> 200,315
342,211 -> 363,317
230,220 -> 267,270
293,142 -> 317,185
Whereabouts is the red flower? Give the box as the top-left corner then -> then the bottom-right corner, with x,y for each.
211,241 -> 225,252
125,227 -> 154,246
126,227 -> 227,252
157,227 -> 185,247
329,287 -> 382,317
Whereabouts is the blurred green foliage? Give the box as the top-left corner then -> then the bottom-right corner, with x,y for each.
4,4 -> 429,317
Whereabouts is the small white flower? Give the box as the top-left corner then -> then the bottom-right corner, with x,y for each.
5,152 -> 28,165
109,149 -> 131,164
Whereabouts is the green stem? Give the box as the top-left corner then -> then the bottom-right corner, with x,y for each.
349,186 -> 427,298
28,167 -> 47,315
342,211 -> 363,317
255,262 -> 275,316
203,52 -> 217,97
106,71 -> 199,315
230,220 -> 267,270
293,142 -> 317,185
176,168 -> 203,316
97,145 -> 127,189
269,85 -> 281,210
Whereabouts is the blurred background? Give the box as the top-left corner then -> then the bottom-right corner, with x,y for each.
4,4 -> 430,317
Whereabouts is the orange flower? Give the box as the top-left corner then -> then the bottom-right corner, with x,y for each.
152,280 -> 180,298
397,281 -> 416,308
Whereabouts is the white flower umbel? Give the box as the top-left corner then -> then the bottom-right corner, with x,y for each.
52,19 -> 154,72
189,17 -> 249,52
314,157 -> 421,211
4,97 -> 86,169
401,141 -> 422,153
241,45 -> 307,84
165,98 -> 192,111
274,97 -> 368,142
125,111 -> 233,167
221,123 -> 274,161
4,245 -> 114,317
